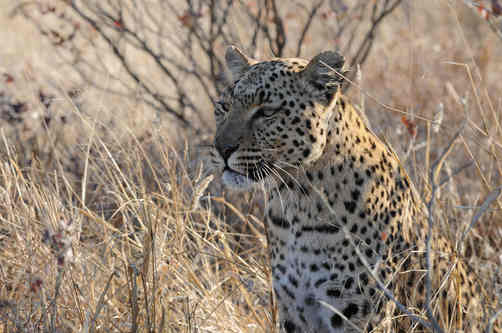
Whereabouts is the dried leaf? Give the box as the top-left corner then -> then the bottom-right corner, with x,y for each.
401,116 -> 417,137
4,73 -> 14,83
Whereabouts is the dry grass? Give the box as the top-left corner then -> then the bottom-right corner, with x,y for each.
0,131 -> 272,332
0,1 -> 501,332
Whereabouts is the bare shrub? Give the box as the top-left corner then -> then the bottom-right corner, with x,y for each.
12,0 -> 403,133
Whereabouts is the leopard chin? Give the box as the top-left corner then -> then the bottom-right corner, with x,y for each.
221,168 -> 258,191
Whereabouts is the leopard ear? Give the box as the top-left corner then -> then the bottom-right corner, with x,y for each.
301,51 -> 345,91
225,46 -> 257,81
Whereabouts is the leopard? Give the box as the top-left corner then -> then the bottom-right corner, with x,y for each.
210,45 -> 501,332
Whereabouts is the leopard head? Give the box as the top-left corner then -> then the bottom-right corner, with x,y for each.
213,46 -> 345,190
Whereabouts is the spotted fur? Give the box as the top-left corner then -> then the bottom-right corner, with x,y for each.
210,46 -> 501,332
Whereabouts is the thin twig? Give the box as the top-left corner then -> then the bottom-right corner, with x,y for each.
345,0 -> 403,90
128,263 -> 140,333
295,1 -> 324,57
68,1 -> 191,127
458,186 -> 502,252
89,271 -> 116,333
50,268 -> 64,333
267,0 -> 286,56
438,161 -> 474,187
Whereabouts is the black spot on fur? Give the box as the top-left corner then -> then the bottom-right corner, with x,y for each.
305,295 -> 315,306
331,314 -> 343,328
344,201 -> 357,214
359,273 -> 369,285
343,303 -> 359,318
363,301 -> 371,315
327,288 -> 341,298
282,284 -> 296,299
270,215 -> 290,228
277,264 -> 286,274
306,171 -> 313,182
314,224 -> 339,234
288,275 -> 299,288
284,320 -> 296,333
314,278 -> 327,288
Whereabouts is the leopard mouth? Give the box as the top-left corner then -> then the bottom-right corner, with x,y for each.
222,161 -> 272,189
223,165 -> 263,182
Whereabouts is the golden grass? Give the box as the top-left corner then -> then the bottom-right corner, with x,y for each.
0,1 -> 501,332
0,132 -> 274,332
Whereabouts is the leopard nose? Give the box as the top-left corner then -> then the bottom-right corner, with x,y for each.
216,142 -> 239,161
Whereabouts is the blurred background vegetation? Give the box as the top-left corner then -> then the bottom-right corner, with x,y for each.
0,0 -> 501,332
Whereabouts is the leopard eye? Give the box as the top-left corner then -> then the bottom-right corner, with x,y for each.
214,101 -> 229,117
255,107 -> 278,118
216,101 -> 228,110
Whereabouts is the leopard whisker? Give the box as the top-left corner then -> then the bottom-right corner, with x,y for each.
261,162 -> 289,211
273,159 -> 301,171
270,161 -> 306,193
